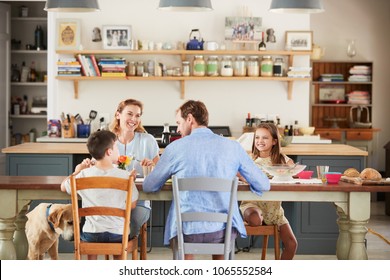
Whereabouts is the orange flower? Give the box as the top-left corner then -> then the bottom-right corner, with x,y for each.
118,155 -> 132,170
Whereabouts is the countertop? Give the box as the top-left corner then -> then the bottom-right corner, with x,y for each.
1,143 -> 368,156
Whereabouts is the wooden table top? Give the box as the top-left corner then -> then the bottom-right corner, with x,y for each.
1,176 -> 388,192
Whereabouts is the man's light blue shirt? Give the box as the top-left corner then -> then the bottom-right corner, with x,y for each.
143,127 -> 270,245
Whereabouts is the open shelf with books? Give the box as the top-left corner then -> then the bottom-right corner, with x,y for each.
56,49 -> 311,99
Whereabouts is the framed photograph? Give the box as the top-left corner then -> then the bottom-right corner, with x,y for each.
224,17 -> 262,41
56,19 -> 81,50
102,25 -> 132,49
285,31 -> 313,51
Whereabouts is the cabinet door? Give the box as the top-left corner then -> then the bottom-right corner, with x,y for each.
7,154 -> 73,176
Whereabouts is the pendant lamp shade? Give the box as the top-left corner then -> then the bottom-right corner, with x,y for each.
270,0 -> 324,14
158,0 -> 213,11
44,0 -> 100,12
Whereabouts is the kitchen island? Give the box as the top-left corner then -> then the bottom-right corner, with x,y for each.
1,143 -> 368,254
1,176 -> 388,260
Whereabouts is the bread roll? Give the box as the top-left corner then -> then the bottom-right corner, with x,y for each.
343,168 -> 360,177
360,168 -> 382,181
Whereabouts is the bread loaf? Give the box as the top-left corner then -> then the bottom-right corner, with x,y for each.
360,168 -> 382,181
343,168 -> 360,177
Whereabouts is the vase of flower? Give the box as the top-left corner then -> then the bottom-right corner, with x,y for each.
347,40 -> 357,59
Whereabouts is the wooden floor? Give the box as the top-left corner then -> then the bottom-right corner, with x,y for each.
58,201 -> 390,260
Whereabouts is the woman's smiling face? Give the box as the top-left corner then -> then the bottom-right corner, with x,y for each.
116,104 -> 142,133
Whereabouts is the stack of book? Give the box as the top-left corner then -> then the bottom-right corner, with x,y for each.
318,73 -> 344,82
287,67 -> 312,78
98,57 -> 127,77
57,58 -> 82,76
76,54 -> 101,77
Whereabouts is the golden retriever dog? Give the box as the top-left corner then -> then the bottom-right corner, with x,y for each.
25,203 -> 74,260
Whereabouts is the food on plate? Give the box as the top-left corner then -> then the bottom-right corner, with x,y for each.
360,168 -> 382,181
343,168 -> 360,177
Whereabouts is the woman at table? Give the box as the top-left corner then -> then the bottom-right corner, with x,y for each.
239,123 -> 298,259
110,98 -> 160,238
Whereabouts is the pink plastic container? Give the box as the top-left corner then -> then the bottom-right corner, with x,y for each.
325,172 -> 342,184
297,170 -> 314,179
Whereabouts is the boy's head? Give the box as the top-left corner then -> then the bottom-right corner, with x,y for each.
87,130 -> 118,160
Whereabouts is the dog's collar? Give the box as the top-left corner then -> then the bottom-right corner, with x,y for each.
46,204 -> 55,232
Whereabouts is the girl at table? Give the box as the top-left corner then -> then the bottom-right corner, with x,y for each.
240,123 -> 298,259
110,98 -> 160,238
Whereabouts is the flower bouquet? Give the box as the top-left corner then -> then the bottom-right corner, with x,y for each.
117,155 -> 132,170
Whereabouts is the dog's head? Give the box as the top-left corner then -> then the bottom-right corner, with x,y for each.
48,204 -> 74,241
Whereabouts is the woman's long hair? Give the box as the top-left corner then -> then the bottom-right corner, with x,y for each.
109,99 -> 146,134
251,123 -> 287,164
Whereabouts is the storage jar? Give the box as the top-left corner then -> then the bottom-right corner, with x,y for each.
261,56 -> 273,77
181,61 -> 190,76
193,55 -> 206,76
220,56 -> 233,77
206,56 -> 219,76
234,56 -> 246,77
273,57 -> 285,77
247,56 -> 259,77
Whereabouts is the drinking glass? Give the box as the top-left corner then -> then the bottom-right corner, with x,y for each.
316,166 -> 329,183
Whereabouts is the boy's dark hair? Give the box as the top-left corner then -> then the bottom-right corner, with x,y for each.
87,130 -> 116,160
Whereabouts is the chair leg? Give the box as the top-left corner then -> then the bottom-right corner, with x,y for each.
273,226 -> 280,260
261,235 -> 269,260
140,222 -> 147,260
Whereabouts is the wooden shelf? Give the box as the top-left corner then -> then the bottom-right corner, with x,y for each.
56,49 -> 312,99
10,114 -> 47,119
11,82 -> 47,86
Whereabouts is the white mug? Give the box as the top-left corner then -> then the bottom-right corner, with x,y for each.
204,41 -> 219,51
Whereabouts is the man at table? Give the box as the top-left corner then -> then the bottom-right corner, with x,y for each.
143,100 -> 270,260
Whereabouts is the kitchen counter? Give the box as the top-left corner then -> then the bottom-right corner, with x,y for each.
2,142 -> 368,156
36,136 -> 88,143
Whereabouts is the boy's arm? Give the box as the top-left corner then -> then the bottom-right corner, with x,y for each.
60,158 -> 93,192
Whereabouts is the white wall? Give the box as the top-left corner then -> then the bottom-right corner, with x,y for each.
47,0 -> 390,171
49,0 -> 311,135
311,0 -> 390,170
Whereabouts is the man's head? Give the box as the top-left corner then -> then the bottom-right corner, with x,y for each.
87,130 -> 118,161
175,100 -> 209,137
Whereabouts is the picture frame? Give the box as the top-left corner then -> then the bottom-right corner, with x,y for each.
285,31 -> 313,51
56,19 -> 81,50
319,85 -> 346,103
224,17 -> 262,42
102,25 -> 132,49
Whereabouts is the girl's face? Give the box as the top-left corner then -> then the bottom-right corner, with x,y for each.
116,104 -> 142,133
254,127 -> 277,154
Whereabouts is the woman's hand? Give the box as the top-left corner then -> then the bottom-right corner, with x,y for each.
140,158 -> 154,167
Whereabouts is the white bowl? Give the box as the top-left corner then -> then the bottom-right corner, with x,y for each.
261,164 -> 307,182
299,127 -> 315,135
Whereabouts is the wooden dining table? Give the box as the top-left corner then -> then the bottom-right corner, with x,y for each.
1,175 -> 389,260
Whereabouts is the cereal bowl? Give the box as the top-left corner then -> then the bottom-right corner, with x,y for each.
298,127 -> 315,136
297,170 -> 314,179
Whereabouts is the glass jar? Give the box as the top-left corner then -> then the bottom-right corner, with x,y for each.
247,56 -> 259,77
234,56 -> 246,76
181,61 -> 190,76
206,56 -> 219,76
273,57 -> 285,77
127,61 -> 136,76
136,61 -> 144,76
193,55 -> 206,76
261,56 -> 273,77
220,56 -> 233,77
173,67 -> 181,76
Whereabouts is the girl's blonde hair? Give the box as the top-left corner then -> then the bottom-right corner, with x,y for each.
251,123 -> 287,164
109,99 -> 146,134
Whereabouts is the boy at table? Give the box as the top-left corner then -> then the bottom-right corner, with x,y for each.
61,130 -> 138,260
143,100 -> 270,260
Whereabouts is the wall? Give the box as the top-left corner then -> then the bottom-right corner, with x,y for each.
48,0 -> 311,135
311,0 -> 390,170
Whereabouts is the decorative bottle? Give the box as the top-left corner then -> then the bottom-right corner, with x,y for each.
162,123 -> 171,144
258,32 -> 266,51
35,25 -> 44,51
